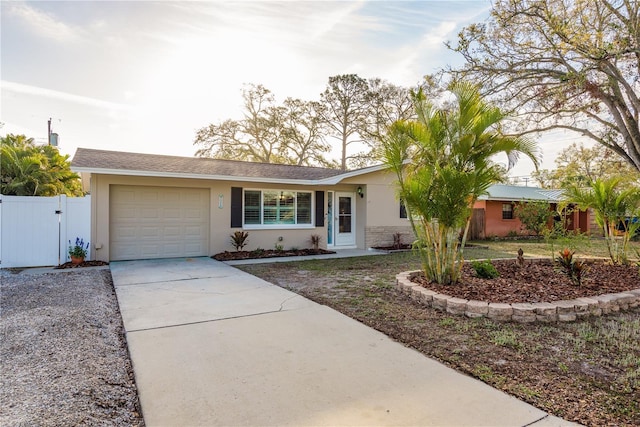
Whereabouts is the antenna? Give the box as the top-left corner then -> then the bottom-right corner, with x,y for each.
47,117 -> 60,146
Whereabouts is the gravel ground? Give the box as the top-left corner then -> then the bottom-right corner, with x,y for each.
0,268 -> 144,426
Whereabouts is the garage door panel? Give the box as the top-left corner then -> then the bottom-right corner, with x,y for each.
164,208 -> 182,219
140,245 -> 162,258
141,191 -> 160,202
111,244 -> 138,259
140,227 -> 160,238
184,225 -> 205,236
117,189 -> 136,202
164,227 -> 181,237
110,186 -> 210,261
117,207 -> 137,219
140,208 -> 159,219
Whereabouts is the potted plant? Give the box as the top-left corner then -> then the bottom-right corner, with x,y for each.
68,237 -> 90,265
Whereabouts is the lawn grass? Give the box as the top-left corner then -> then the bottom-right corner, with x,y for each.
239,239 -> 640,426
472,236 -> 640,260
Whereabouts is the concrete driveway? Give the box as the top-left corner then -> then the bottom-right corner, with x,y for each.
111,257 -> 579,427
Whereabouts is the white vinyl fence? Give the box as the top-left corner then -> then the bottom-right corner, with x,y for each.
0,195 -> 91,268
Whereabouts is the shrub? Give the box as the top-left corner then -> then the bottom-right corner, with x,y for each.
230,231 -> 249,251
506,230 -> 519,238
514,200 -> 553,236
274,243 -> 284,252
471,259 -> 500,279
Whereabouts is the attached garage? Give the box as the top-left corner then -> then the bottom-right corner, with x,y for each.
110,185 -> 210,261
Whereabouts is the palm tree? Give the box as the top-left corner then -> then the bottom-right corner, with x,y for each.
382,81 -> 539,284
1,134 -> 83,196
563,178 -> 640,264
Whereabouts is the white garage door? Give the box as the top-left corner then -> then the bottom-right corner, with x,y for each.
110,185 -> 210,261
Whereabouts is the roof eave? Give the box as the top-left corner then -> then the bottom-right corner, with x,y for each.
72,163 -> 389,186
71,166 -> 323,186
318,164 -> 388,185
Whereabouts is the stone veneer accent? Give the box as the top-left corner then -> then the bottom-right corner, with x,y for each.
365,226 -> 414,250
396,270 -> 640,323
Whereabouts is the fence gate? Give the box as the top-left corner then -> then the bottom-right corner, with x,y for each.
0,195 -> 91,268
469,208 -> 485,240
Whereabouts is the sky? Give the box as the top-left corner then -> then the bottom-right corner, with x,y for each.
1,0 -> 581,179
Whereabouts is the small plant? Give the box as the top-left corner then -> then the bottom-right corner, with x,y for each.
392,232 -> 403,249
68,237 -> 90,259
489,328 -> 521,350
558,362 -> 569,373
310,234 -> 321,251
516,248 -> 525,267
471,259 -> 500,279
230,231 -> 249,251
439,317 -> 455,327
274,243 -> 284,252
251,247 -> 264,256
555,248 -> 587,286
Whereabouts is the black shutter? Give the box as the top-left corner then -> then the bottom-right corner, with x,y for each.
400,200 -> 408,219
315,191 -> 324,227
231,187 -> 243,228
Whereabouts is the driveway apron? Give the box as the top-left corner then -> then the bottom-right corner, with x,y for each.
111,257 -> 579,427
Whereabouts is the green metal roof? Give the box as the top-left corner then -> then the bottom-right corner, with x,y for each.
478,184 -> 563,202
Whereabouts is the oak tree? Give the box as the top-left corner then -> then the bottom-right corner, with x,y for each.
451,0 -> 640,172
194,84 -> 287,163
532,142 -> 638,188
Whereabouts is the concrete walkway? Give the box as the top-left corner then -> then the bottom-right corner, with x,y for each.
111,257 -> 580,427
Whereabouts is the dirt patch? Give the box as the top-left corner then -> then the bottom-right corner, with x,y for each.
0,269 -> 144,426
213,248 -> 335,261
413,259 -> 640,303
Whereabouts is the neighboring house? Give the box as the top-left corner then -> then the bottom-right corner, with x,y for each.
471,184 -> 593,239
71,148 -> 412,262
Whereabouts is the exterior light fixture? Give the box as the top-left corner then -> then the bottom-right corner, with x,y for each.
357,186 -> 364,198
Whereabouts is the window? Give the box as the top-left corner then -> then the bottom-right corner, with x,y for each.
243,190 -> 313,226
502,203 -> 514,220
400,200 -> 408,219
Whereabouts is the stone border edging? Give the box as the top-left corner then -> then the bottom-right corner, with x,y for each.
396,270 -> 640,323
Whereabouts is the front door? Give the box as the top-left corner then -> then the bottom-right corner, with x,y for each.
334,192 -> 355,246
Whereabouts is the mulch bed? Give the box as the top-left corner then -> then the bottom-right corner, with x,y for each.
55,260 -> 110,269
371,244 -> 413,251
213,248 -> 336,261
412,258 -> 640,303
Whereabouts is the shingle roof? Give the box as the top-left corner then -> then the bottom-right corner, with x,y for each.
71,148 -> 345,182
479,184 -> 564,202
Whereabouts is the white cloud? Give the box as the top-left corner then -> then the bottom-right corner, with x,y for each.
6,2 -> 84,43
421,21 -> 458,48
1,81 -> 132,111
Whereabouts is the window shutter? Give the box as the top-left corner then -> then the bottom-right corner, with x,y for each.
231,187 -> 243,228
315,191 -> 324,227
400,200 -> 408,219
